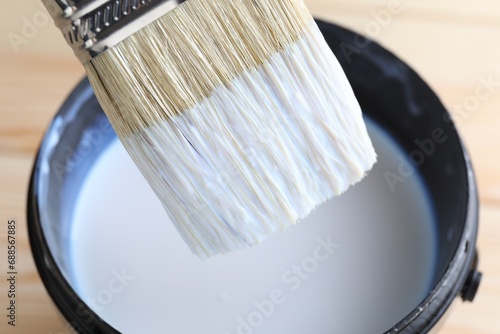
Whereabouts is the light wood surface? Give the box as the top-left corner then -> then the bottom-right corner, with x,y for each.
0,1 -> 499,333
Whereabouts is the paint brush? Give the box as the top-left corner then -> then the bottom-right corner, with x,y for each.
43,0 -> 377,258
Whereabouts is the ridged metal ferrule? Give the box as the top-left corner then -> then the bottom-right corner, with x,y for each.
42,0 -> 185,63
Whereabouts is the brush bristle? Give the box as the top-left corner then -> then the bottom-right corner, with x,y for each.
85,0 -> 377,258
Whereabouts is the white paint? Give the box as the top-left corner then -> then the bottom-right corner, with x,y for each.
122,24 -> 377,258
69,119 -> 436,334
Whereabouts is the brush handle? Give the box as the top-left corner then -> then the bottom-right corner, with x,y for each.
42,0 -> 185,63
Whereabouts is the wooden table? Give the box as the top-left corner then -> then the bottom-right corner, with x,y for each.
0,1 -> 499,333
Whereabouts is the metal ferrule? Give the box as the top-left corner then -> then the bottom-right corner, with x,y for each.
42,0 -> 186,64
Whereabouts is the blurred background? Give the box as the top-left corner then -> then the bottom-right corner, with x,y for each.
0,0 -> 499,333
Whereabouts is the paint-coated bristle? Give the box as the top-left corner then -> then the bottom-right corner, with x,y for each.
85,0 -> 377,258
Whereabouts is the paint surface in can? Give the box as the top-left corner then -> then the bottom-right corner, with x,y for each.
69,118 -> 437,334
